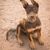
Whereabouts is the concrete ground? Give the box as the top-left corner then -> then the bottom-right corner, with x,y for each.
0,0 -> 50,50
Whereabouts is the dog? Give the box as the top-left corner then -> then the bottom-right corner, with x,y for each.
17,0 -> 44,49
6,0 -> 44,49
6,17 -> 44,49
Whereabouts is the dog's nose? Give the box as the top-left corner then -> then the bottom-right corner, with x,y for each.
20,0 -> 22,1
31,16 -> 34,18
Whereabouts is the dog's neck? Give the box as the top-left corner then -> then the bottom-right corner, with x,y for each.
26,15 -> 37,23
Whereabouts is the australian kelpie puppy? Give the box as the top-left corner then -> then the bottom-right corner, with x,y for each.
6,0 -> 44,49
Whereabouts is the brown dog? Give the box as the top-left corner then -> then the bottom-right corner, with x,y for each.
6,0 -> 44,49
16,0 -> 44,49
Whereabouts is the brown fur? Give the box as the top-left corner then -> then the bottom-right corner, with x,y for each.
17,0 -> 44,49
6,0 -> 44,49
16,16 -> 44,49
6,29 -> 16,40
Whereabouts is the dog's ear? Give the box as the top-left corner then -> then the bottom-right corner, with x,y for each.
20,0 -> 28,9
31,0 -> 39,7
31,0 -> 34,4
30,0 -> 39,13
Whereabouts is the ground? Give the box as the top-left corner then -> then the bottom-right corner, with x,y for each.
0,0 -> 50,50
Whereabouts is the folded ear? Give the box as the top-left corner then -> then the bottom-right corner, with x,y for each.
20,0 -> 28,9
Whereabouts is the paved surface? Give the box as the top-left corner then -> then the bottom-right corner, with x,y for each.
0,0 -> 50,50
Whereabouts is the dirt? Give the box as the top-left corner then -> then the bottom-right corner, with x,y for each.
0,0 -> 50,50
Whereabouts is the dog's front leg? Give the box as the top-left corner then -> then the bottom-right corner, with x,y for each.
37,29 -> 44,45
17,26 -> 24,46
28,34 -> 35,49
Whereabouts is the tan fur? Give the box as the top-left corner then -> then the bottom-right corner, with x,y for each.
16,17 -> 44,49
6,0 -> 44,49
17,0 -> 44,49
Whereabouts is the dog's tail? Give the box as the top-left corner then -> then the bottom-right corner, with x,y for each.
6,29 -> 16,40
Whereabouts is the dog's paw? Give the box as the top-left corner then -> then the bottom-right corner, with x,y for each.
39,41 -> 44,45
17,38 -> 24,46
19,41 -> 24,46
38,39 -> 44,45
29,41 -> 35,50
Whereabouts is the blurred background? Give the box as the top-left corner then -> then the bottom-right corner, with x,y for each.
0,0 -> 50,50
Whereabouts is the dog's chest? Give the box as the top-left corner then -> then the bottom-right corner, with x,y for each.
24,18 -> 41,29
25,22 -> 35,29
